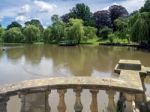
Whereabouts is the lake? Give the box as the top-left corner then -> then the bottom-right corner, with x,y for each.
0,44 -> 150,112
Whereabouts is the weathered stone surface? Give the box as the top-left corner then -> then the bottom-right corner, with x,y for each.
0,75 -> 143,98
0,97 -> 9,112
20,92 -> 50,112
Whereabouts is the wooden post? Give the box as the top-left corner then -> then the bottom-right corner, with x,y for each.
124,93 -> 135,112
0,96 -> 9,112
74,87 -> 83,112
106,90 -> 116,112
90,89 -> 99,112
57,89 -> 67,112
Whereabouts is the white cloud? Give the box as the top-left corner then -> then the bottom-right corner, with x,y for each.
19,4 -> 31,14
15,15 -> 29,23
119,0 -> 145,13
34,0 -> 57,13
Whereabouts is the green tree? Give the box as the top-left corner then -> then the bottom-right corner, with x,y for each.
23,25 -> 41,43
6,21 -> 22,30
50,15 -> 66,42
43,27 -> 52,43
25,19 -> 44,33
140,0 -> 150,12
83,26 -> 97,40
3,27 -> 24,43
0,27 -> 4,42
99,26 -> 113,39
66,19 -> 84,43
114,17 -> 129,39
68,3 -> 94,26
130,12 -> 150,43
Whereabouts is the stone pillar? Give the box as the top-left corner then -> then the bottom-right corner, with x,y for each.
19,91 -> 51,112
74,87 -> 83,112
124,93 -> 135,112
135,75 -> 146,104
90,89 -> 99,112
106,90 -> 116,112
57,89 -> 67,112
0,96 -> 9,112
140,75 -> 146,91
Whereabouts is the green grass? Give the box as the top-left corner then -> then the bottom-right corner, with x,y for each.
80,38 -> 100,45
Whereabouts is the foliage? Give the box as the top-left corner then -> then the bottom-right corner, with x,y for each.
23,25 -> 41,43
50,16 -> 66,42
25,19 -> 43,31
130,12 -> 150,43
93,10 -> 112,29
83,26 -> 97,41
140,0 -> 150,12
114,17 -> 129,39
43,28 -> 52,43
99,26 -> 113,39
66,19 -> 84,44
62,3 -> 94,26
109,5 -> 129,29
3,27 -> 24,43
0,27 -> 4,42
108,33 -> 128,43
6,21 -> 22,30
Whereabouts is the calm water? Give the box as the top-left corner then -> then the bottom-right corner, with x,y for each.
0,44 -> 150,112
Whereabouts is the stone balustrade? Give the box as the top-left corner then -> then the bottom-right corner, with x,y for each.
0,59 -> 149,112
0,76 -> 143,112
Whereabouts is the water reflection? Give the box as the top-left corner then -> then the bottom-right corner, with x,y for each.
1,44 -> 150,112
0,44 -> 150,84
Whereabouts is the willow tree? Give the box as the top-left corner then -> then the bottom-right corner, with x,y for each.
23,25 -> 41,43
66,19 -> 84,44
130,12 -> 150,43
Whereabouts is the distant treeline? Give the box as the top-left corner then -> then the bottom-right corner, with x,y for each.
0,0 -> 150,45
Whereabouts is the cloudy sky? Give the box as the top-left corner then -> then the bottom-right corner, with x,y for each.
0,0 -> 145,27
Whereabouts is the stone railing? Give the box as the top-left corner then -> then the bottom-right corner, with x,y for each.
0,76 -> 143,112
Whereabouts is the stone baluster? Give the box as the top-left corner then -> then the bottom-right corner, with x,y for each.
74,87 -> 83,112
106,90 -> 116,112
124,93 -> 135,112
57,89 -> 67,112
90,89 -> 99,112
0,96 -> 9,112
18,90 -> 51,112
140,75 -> 146,91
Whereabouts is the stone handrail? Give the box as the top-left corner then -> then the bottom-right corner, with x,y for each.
0,76 -> 143,112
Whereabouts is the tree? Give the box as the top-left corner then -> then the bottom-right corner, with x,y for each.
3,27 -> 24,43
99,26 -> 113,39
66,19 -> 84,43
109,5 -> 129,29
83,26 -> 97,40
61,13 -> 70,23
63,3 -> 94,26
50,16 -> 66,42
93,10 -> 112,29
6,21 -> 22,30
25,19 -> 43,31
23,25 -> 41,43
43,27 -> 52,43
0,27 -> 4,42
140,0 -> 150,12
51,15 -> 60,23
130,12 -> 150,43
114,17 -> 129,39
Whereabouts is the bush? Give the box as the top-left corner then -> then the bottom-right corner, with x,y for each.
99,27 -> 113,39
